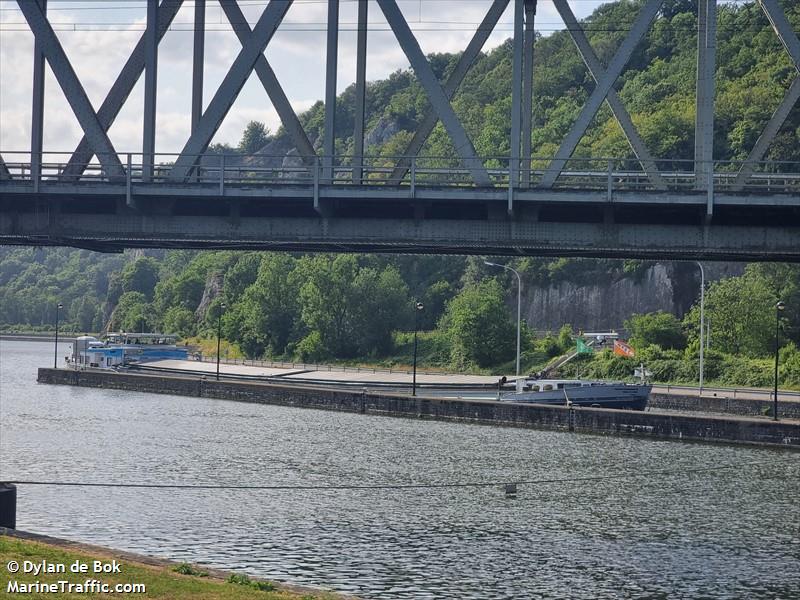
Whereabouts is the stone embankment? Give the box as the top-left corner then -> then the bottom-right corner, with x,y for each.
37,368 -> 800,448
650,391 -> 800,419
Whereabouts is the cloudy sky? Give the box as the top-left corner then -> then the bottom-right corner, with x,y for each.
0,0 -> 610,158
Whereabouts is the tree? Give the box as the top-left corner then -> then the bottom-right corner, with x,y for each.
683,270 -> 776,357
108,291 -> 150,332
626,311 -> 686,350
295,255 -> 408,358
351,264 -> 409,355
120,257 -> 160,300
161,306 -> 197,337
222,253 -> 261,300
238,121 -> 271,154
225,254 -> 301,357
438,279 -> 516,368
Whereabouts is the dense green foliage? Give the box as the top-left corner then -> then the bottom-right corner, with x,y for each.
564,265 -> 800,387
438,279 -> 517,368
287,0 -> 800,167
2,0 -> 800,386
626,311 -> 686,350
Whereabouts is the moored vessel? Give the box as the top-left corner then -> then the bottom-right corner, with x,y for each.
501,377 -> 650,410
68,333 -> 189,369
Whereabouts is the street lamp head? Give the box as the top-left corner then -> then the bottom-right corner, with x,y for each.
776,301 -> 786,311
220,302 -> 227,310
484,260 -> 499,267
415,301 -> 424,311
57,303 -> 63,309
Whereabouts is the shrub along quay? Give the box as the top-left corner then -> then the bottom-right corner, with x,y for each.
37,368 -> 800,448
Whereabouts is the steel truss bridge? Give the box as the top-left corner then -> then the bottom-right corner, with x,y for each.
1,0 -> 800,260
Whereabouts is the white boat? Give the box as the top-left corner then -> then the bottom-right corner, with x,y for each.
501,377 -> 650,410
68,333 -> 189,369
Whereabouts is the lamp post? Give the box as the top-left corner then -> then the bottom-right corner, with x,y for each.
773,300 -> 786,421
696,262 -> 705,394
53,302 -> 63,369
412,301 -> 424,396
485,261 -> 522,376
216,301 -> 226,381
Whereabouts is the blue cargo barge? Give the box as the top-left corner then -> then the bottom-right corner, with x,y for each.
68,333 -> 189,369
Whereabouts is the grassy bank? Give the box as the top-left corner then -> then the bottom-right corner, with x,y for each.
0,534 -> 342,599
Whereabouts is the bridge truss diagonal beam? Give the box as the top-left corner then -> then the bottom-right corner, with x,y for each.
553,0 -> 667,191
219,0 -> 316,163
734,0 -> 800,189
62,0 -> 184,179
377,0 -> 490,186
538,0 -> 663,189
387,0 -> 509,185
17,0 -> 124,178
169,0 -> 293,181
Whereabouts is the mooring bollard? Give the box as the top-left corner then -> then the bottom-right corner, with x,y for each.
0,484 -> 17,529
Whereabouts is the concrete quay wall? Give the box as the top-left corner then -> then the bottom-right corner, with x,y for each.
37,368 -> 800,448
649,392 -> 800,419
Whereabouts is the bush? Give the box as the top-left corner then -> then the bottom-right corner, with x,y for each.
626,311 -> 686,350
295,330 -> 327,362
780,343 -> 800,387
173,563 -> 208,577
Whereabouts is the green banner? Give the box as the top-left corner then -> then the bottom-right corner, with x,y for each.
576,338 -> 593,354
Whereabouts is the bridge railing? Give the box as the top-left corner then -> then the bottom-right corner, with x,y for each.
3,151 -> 800,195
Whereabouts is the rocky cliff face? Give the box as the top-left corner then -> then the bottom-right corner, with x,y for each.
521,262 -> 744,333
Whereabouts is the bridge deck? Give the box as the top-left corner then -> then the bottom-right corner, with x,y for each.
2,157 -> 799,260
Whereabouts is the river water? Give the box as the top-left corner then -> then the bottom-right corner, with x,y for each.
1,339 -> 798,599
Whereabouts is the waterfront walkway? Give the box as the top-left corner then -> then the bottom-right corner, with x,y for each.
143,359 -> 504,387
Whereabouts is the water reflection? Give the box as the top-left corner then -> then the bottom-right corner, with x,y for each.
1,340 -> 799,598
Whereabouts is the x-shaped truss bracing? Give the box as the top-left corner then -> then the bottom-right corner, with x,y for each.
17,0 -> 125,178
733,0 -> 800,189
538,0 -> 664,189
552,0 -> 667,190
387,0 -> 510,185
12,0 -> 800,195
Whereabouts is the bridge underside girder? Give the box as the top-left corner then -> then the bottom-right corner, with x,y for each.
2,188 -> 799,261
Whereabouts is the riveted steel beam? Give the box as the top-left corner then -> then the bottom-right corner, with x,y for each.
510,0 -> 524,205
695,0 -> 716,218
353,0 -> 368,184
521,0 -> 536,189
219,0 -> 316,163
553,0 -> 666,191
170,0 -> 293,181
388,0 -> 509,184
377,0 -> 490,186
759,0 -> 800,66
17,0 -> 124,178
62,0 -> 183,179
30,0 -> 46,190
323,0 -> 340,181
538,0 -> 663,189
192,0 -> 205,134
142,0 -> 158,182
735,0 -> 800,189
